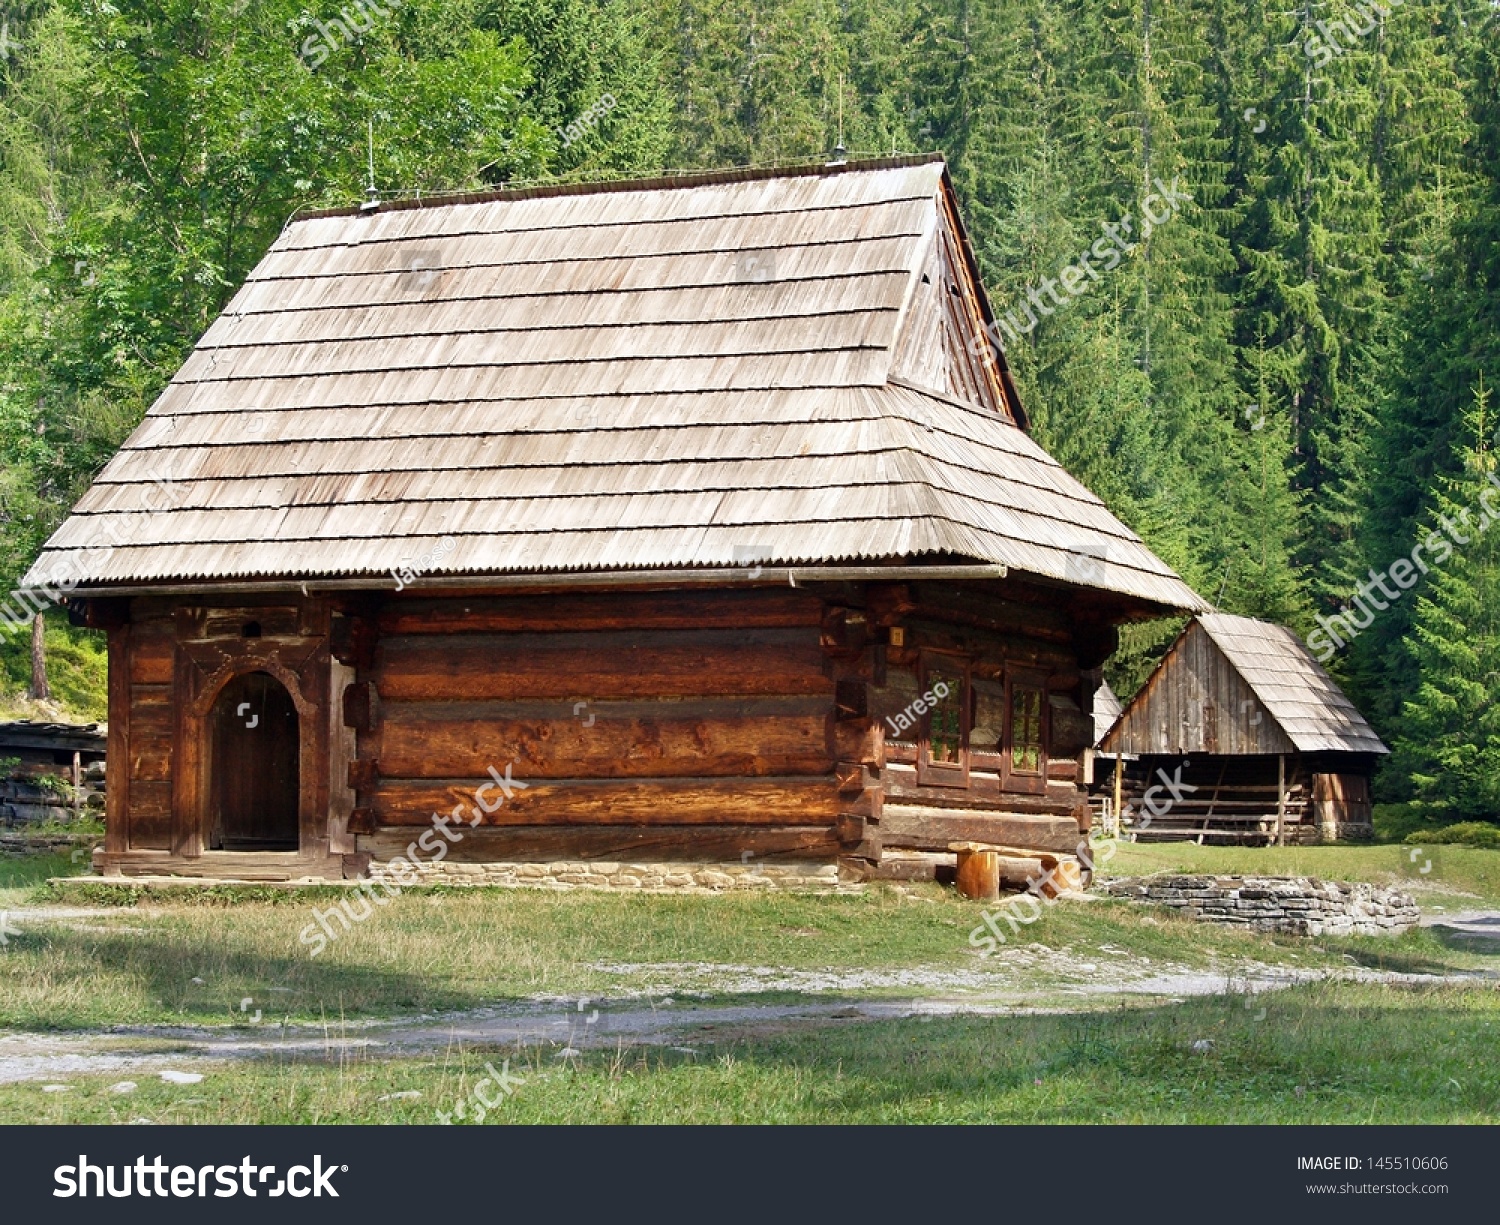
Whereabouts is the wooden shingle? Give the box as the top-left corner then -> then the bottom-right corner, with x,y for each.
25,156 -> 1207,613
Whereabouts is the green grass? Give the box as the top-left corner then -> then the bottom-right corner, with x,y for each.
0,615 -> 107,722
3,980 -> 1493,1124
0,880 -> 1319,1030
2,842 -> 1496,1123
2,865 -> 1493,1032
1,839 -> 1495,1031
0,851 -> 80,909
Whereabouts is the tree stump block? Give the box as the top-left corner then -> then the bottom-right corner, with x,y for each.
950,841 -> 1000,900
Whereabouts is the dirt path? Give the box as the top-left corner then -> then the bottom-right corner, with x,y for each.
2,955 -> 1491,1085
1421,910 -> 1500,948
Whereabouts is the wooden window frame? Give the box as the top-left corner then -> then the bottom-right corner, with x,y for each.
916,651 -> 971,788
1002,669 -> 1049,795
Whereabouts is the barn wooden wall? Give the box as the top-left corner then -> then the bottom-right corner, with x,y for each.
1103,621 -> 1297,757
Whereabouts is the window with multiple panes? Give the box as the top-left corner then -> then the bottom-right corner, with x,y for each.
917,654 -> 970,787
902,653 -> 1051,792
1009,686 -> 1044,772
1003,672 -> 1048,794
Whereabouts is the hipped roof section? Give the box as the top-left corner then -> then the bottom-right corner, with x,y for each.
25,155 -> 1206,612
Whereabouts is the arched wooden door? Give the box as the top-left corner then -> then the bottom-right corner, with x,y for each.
207,671 -> 300,851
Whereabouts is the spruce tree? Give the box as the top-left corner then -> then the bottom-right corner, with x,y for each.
1391,376 -> 1500,822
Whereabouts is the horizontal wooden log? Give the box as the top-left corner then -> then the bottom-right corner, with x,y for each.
996,854 -> 1051,890
370,776 -> 842,827
882,764 -> 1079,814
832,719 -> 883,765
1047,759 -> 1080,783
128,631 -> 176,685
378,590 -> 824,636
357,824 -> 843,862
882,804 -> 1081,853
372,699 -> 833,779
374,629 -> 827,701
95,850 -> 351,881
348,760 -> 379,791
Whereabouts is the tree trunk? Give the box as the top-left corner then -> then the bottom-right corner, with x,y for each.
29,613 -> 49,701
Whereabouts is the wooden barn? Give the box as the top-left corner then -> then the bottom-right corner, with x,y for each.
1096,614 -> 1387,844
24,155 -> 1207,883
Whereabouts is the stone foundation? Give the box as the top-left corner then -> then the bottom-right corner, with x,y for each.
376,858 -> 864,894
0,832 -> 95,858
1101,874 -> 1419,936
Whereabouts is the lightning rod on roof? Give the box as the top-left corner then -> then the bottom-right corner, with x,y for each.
360,118 -> 380,213
828,74 -> 847,166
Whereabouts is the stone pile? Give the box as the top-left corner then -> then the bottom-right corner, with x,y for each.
1101,874 -> 1419,936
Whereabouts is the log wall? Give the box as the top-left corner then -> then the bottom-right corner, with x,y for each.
94,578 -> 1110,877
835,580 -> 1098,854
346,589 -> 857,862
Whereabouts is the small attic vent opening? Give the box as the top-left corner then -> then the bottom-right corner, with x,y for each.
242,621 -> 262,639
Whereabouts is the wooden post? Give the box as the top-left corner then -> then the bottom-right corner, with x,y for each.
1275,754 -> 1286,847
71,750 -> 82,820
29,612 -> 49,701
1112,754 -> 1124,838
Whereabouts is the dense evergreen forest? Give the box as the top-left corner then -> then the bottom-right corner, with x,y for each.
0,0 -> 1496,819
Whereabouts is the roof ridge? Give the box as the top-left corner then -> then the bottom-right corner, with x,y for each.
294,153 -> 949,223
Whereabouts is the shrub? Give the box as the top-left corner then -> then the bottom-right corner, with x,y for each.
1403,822 -> 1500,850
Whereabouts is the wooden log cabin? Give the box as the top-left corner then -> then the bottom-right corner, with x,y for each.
25,155 -> 1207,883
1096,614 -> 1388,844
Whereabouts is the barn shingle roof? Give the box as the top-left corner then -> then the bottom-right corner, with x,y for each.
1100,614 -> 1388,757
1195,614 -> 1387,754
25,156 -> 1206,612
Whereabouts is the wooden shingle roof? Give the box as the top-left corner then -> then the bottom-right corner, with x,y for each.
25,156 -> 1205,611
1099,614 -> 1388,757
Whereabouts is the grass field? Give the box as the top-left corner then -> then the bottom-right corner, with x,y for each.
1,981 -> 1493,1124
1,840 -> 1495,1124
